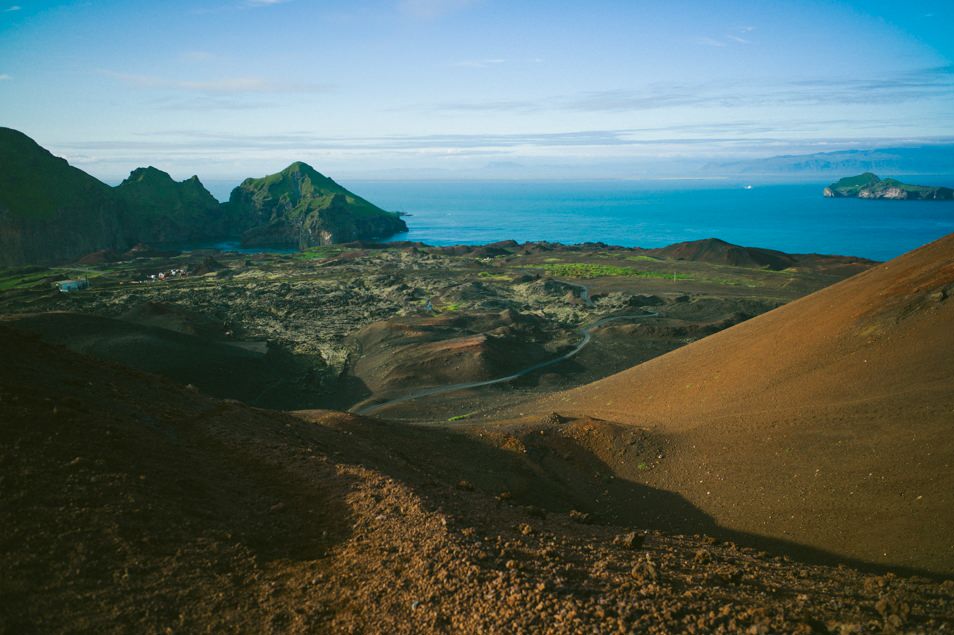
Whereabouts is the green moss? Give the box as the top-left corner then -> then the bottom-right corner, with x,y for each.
529,263 -> 691,280
448,411 -> 478,422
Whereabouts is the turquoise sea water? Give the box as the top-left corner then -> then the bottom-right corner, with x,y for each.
342,179 -> 954,262
201,177 -> 954,262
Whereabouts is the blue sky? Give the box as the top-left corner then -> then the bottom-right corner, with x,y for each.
1,0 -> 953,180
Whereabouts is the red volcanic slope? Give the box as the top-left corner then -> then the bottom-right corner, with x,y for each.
539,232 -> 954,574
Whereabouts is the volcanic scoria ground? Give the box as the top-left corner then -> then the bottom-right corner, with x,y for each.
1,327 -> 952,634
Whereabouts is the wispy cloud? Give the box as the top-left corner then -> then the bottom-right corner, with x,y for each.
699,27 -> 755,48
4,5 -> 21,11
100,69 -> 328,94
399,0 -> 475,19
54,129 -> 675,154
56,129 -> 954,169
245,0 -> 290,6
0,74 -> 11,81
450,58 -> 505,69
697,37 -> 726,48
427,66 -> 954,114
151,95 -> 277,111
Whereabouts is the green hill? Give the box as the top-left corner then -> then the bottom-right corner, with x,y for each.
0,127 -> 127,265
824,172 -> 953,200
0,128 -> 117,220
0,128 -> 409,265
114,166 -> 233,242
228,162 -> 407,248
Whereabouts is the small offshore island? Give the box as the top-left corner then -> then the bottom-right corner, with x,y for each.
824,172 -> 954,200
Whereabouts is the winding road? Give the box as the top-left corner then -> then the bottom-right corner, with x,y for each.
351,282 -> 659,416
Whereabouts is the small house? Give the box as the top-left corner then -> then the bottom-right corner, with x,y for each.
55,279 -> 90,293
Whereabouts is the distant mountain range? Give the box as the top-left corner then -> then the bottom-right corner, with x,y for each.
708,145 -> 954,176
0,128 -> 406,266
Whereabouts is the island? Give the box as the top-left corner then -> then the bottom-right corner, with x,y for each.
823,172 -> 953,200
227,161 -> 407,249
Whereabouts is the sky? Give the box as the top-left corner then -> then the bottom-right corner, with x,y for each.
1,0 -> 953,181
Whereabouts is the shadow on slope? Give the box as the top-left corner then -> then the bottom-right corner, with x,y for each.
0,326 -> 356,631
2,311 -> 327,410
295,410 -> 946,579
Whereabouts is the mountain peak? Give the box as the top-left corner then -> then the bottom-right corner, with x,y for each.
0,126 -> 44,148
0,127 -> 65,171
125,166 -> 175,184
281,161 -> 321,177
228,162 -> 406,248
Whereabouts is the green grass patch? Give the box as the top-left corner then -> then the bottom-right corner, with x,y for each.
438,302 -> 463,312
0,266 -> 106,291
626,255 -> 661,263
0,268 -> 57,291
529,263 -> 691,280
448,411 -> 478,422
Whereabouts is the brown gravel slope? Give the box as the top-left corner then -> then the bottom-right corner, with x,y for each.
535,232 -> 954,575
4,327 -> 954,633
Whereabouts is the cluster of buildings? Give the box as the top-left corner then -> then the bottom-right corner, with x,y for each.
145,268 -> 187,282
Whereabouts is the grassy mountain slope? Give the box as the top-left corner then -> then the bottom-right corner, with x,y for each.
228,162 -> 407,248
114,166 -> 233,242
0,127 -> 127,265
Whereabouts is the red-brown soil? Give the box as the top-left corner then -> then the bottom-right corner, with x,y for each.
350,309 -> 569,397
527,233 -> 954,575
3,327 -> 953,633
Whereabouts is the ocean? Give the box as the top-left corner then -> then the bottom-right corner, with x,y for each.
205,178 -> 954,262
